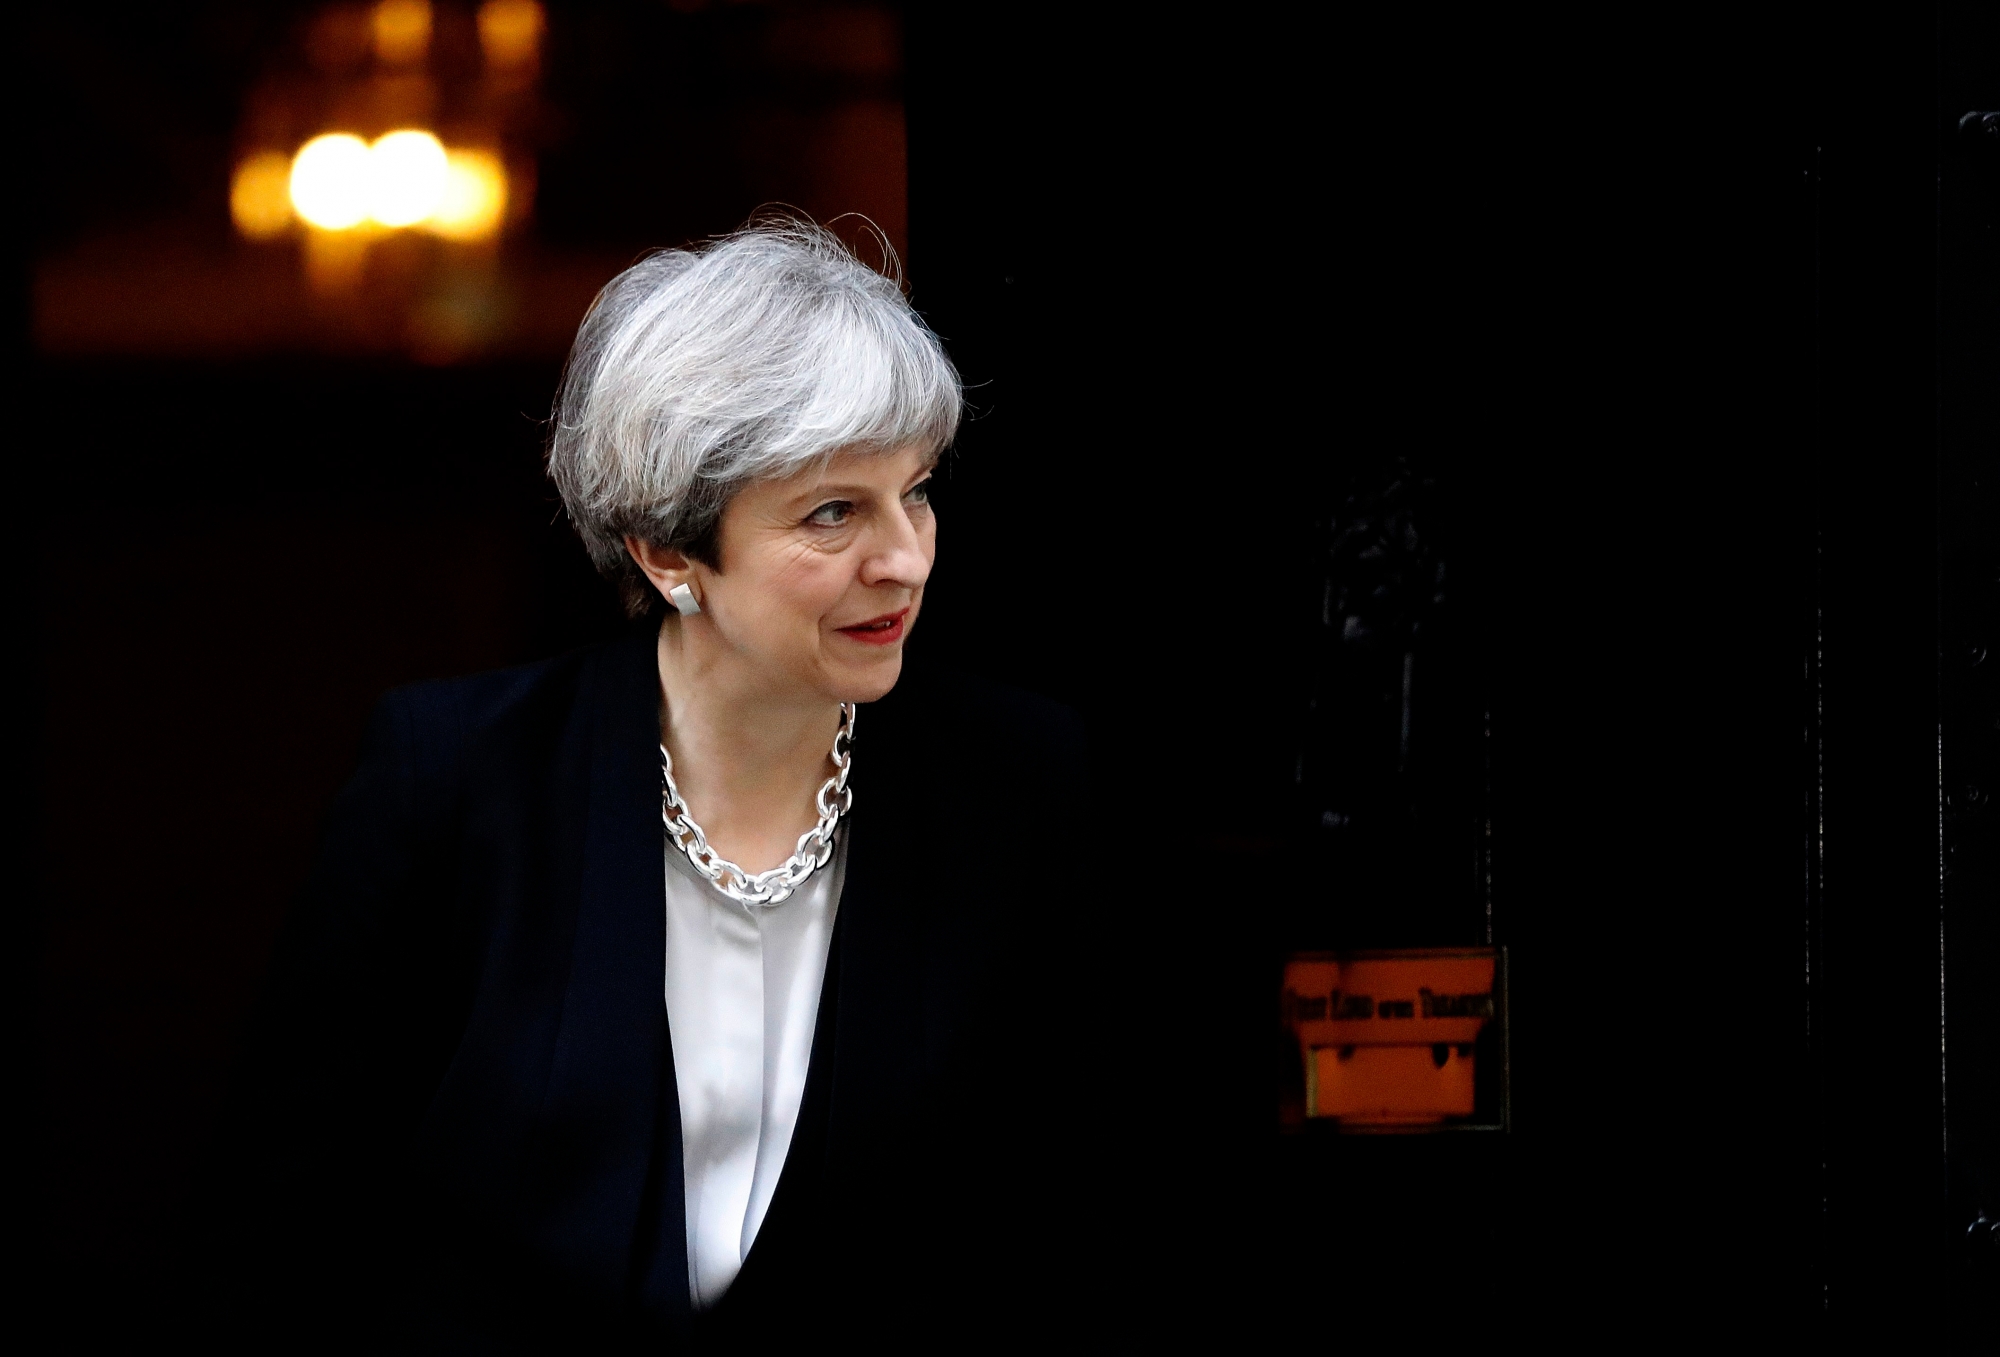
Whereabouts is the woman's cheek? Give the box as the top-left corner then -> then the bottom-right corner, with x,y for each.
771,542 -> 843,599
799,559 -> 856,619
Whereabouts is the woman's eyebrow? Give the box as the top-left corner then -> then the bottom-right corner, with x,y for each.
779,483 -> 872,515
791,482 -> 872,503
786,461 -> 938,509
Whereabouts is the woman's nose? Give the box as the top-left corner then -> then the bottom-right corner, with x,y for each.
861,504 -> 932,589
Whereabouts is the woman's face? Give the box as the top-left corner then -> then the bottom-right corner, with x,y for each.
692,443 -> 937,705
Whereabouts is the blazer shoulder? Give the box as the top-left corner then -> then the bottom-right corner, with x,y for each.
368,630 -> 651,787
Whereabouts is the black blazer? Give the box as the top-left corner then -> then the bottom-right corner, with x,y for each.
208,626 -> 1090,1351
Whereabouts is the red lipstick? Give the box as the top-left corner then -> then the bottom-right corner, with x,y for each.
836,607 -> 909,646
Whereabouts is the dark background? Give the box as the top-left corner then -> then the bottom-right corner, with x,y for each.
18,0 -> 1996,1339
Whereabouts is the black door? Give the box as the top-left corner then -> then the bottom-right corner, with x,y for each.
1810,0 -> 1999,1324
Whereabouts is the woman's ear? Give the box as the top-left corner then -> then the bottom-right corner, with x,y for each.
624,537 -> 695,606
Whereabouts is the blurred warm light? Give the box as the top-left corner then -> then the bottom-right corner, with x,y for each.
478,0 -> 545,72
280,128 -> 504,239
429,150 -> 509,240
373,0 -> 433,66
231,152 -> 295,239
290,134 -> 374,230
368,130 -> 449,227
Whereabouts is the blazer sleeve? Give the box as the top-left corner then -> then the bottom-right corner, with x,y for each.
197,683 -> 470,1346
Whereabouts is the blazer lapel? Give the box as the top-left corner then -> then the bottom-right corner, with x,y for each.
815,683 -> 938,1225
698,795 -> 926,1332
704,691 -> 930,1319
533,627 -> 689,1320
821,809 -> 926,1172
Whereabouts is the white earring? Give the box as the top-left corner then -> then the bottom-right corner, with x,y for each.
668,583 -> 702,617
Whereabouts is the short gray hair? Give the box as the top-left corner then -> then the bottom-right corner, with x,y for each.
548,220 -> 963,616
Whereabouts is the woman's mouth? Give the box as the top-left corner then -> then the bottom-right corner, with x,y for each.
836,607 -> 909,646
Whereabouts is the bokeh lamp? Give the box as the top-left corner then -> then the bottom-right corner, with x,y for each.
229,0 -> 540,249
232,132 -> 508,242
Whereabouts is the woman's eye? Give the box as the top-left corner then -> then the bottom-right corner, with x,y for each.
905,478 -> 933,506
806,500 -> 854,527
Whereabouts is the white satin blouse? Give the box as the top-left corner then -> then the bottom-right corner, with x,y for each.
661,835 -> 845,1309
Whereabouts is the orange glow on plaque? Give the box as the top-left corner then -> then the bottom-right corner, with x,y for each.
372,0 -> 433,66
368,130 -> 449,226
231,152 -> 295,239
478,0 -> 546,73
428,150 -> 508,240
290,134 -> 374,230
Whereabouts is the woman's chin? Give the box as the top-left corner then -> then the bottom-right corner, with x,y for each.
830,648 -> 905,705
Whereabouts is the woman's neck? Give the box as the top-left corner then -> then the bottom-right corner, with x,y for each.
654,616 -> 839,876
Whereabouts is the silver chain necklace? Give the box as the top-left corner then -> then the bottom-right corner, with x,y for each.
660,704 -> 854,906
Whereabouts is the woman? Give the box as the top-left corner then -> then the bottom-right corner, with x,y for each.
214,223 -> 1088,1348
